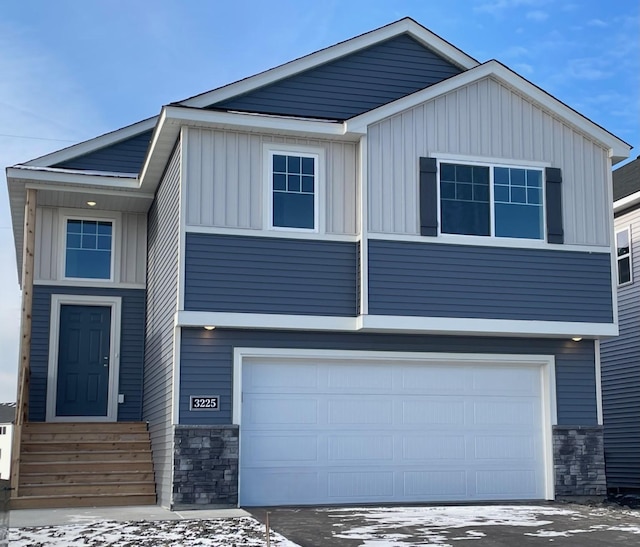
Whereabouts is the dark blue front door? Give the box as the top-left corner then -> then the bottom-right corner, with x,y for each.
56,305 -> 111,417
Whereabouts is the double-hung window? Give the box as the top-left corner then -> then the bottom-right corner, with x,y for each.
440,162 -> 545,240
268,148 -> 319,231
64,218 -> 113,280
616,227 -> 632,286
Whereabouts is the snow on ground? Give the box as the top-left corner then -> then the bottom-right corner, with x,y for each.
323,505 -> 640,546
9,516 -> 300,547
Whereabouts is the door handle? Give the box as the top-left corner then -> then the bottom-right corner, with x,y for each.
103,356 -> 109,367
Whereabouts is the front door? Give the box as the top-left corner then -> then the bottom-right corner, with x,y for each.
56,305 -> 111,417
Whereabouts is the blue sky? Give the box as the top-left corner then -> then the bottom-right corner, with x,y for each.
0,0 -> 638,401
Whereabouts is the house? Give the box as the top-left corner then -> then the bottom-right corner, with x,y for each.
601,156 -> 640,493
6,18 -> 630,509
0,403 -> 15,480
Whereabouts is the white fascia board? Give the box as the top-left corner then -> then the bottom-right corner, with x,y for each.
24,117 -> 157,168
175,310 -> 617,338
179,18 -> 479,108
347,60 -> 631,159
6,166 -> 140,189
614,190 -> 640,213
23,182 -> 154,201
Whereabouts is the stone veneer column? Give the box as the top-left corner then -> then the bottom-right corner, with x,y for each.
553,425 -> 606,497
173,425 -> 239,507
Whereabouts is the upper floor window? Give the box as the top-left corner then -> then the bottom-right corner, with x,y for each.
65,219 -> 113,280
616,227 -> 632,286
440,162 -> 544,240
268,148 -> 319,231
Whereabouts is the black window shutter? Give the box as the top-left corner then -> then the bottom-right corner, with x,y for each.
545,167 -> 564,244
420,157 -> 438,236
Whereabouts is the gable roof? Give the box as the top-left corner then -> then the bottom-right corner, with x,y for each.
613,156 -> 640,201
178,17 -> 479,109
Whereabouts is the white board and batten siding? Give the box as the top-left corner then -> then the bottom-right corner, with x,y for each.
239,354 -> 552,506
34,206 -> 147,286
368,76 -> 612,247
184,127 -> 358,235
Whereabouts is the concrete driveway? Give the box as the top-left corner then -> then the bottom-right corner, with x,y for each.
249,503 -> 640,546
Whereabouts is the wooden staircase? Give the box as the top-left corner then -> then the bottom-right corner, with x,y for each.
11,422 -> 156,509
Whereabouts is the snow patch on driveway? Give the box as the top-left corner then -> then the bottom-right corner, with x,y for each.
10,517 -> 300,547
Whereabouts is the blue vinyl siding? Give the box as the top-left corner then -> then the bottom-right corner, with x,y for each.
211,34 -> 462,120
53,130 -> 153,173
29,285 -> 145,422
184,233 -> 358,316
368,240 -> 613,323
179,329 -> 597,426
144,142 -> 181,508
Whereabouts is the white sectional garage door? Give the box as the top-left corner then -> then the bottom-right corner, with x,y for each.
239,355 -> 547,506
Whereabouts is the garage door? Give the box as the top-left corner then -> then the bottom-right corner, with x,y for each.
239,356 -> 547,506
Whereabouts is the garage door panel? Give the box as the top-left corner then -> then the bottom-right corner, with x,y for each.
328,398 -> 393,425
246,397 -> 318,425
328,435 -> 394,461
246,362 -> 318,390
243,435 -> 319,464
472,400 -> 537,425
474,435 -> 536,459
401,366 -> 469,393
240,357 -> 547,505
402,435 -> 467,460
403,470 -> 467,496
328,471 -> 394,498
402,400 -> 465,425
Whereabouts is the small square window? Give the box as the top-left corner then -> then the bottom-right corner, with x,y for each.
65,219 -> 113,279
270,151 -> 317,230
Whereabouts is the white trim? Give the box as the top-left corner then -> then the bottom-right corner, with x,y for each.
614,190 -> 640,213
359,135 -> 369,314
263,143 -> 324,233
594,339 -> 603,426
7,166 -> 140,189
24,117 -> 157,168
615,226 -> 633,287
172,327 -> 182,426
366,232 -> 611,254
34,279 -> 145,290
179,18 -> 478,108
434,152 -> 552,169
24,182 -> 154,201
176,310 -> 617,337
184,224 -> 359,242
346,61 -> 630,159
233,347 -> 556,501
59,213 -> 120,283
179,130 -> 187,313
46,294 -> 122,422
607,165 -> 619,330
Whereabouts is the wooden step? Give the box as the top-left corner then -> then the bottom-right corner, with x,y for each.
20,450 -> 153,463
11,493 -> 157,510
20,481 -> 156,497
24,431 -> 151,442
23,441 -> 151,452
20,471 -> 155,485
20,460 -> 154,474
23,422 -> 149,434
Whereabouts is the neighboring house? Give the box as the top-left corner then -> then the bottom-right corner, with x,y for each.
601,156 -> 640,493
6,18 -> 631,509
0,403 -> 15,480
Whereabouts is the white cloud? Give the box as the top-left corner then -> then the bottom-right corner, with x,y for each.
475,0 -> 549,15
514,62 -> 535,75
526,10 -> 549,22
587,18 -> 608,27
0,23 -> 104,404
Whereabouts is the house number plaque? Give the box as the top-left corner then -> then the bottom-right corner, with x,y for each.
190,395 -> 220,411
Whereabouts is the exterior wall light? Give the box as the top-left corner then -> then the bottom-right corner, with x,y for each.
204,326 -> 215,331
571,337 -> 583,342
87,201 -> 97,207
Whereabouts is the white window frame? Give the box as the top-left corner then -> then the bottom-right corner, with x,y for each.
263,143 -> 324,233
436,157 -> 547,244
46,294 -> 122,422
616,226 -> 632,286
59,212 -> 118,283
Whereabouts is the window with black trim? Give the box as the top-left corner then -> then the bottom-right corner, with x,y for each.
616,227 -> 632,285
270,151 -> 317,230
440,162 -> 544,240
65,219 -> 113,280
